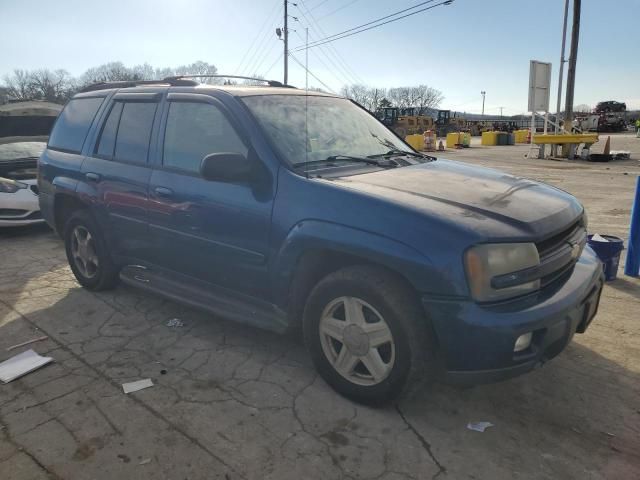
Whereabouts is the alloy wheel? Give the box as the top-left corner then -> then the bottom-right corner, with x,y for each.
70,225 -> 99,279
319,296 -> 395,386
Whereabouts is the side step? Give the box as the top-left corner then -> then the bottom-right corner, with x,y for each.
119,265 -> 288,333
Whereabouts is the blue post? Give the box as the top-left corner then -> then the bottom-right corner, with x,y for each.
624,176 -> 640,277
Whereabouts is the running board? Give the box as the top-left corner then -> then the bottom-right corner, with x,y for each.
119,265 -> 288,333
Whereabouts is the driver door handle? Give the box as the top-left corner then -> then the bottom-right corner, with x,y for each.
154,186 -> 173,197
85,172 -> 101,182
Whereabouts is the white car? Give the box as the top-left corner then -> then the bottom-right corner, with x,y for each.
0,141 -> 45,227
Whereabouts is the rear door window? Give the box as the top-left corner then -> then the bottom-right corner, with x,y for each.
48,97 -> 104,153
114,102 -> 157,164
95,102 -> 124,158
163,101 -> 246,173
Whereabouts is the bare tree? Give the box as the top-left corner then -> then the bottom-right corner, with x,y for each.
131,63 -> 155,81
172,61 -> 221,84
387,87 -> 411,110
380,85 -> 443,113
574,104 -> 591,113
340,85 -> 387,112
0,61 -> 224,103
29,69 -> 73,102
79,62 -> 137,86
3,70 -> 34,100
412,85 -> 444,114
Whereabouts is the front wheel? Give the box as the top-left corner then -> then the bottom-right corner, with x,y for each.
303,266 -> 435,405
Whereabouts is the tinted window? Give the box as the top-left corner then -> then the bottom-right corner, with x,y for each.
114,102 -> 157,164
95,102 -> 123,158
163,102 -> 246,173
48,97 -> 104,153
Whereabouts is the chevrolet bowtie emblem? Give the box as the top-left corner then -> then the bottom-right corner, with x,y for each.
569,242 -> 581,259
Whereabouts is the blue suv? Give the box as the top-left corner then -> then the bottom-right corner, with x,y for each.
38,76 -> 604,404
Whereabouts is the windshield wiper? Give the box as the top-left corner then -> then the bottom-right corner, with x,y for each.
295,155 -> 398,169
370,149 -> 423,158
370,149 -> 437,162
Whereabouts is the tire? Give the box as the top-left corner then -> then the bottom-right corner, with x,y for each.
303,265 -> 435,405
64,210 -> 119,291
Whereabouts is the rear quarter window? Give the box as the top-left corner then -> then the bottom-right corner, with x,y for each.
48,97 -> 104,153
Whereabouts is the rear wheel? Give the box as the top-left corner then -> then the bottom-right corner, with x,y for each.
64,210 -> 118,291
303,265 -> 435,405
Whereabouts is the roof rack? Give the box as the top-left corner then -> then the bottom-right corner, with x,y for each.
79,78 -> 198,93
162,75 -> 294,88
78,75 -> 294,93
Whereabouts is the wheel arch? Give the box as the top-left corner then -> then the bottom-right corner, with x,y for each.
273,220 -> 435,328
53,193 -> 90,236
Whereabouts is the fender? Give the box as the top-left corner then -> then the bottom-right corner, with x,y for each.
271,219 -> 450,307
52,176 -> 80,194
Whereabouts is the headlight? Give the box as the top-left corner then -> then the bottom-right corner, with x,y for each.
0,177 -> 28,193
464,243 -> 540,302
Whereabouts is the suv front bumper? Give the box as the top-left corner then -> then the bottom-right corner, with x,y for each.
423,246 -> 604,385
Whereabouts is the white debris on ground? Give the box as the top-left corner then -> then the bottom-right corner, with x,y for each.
166,318 -> 184,328
122,378 -> 154,394
0,349 -> 53,383
467,421 -> 495,433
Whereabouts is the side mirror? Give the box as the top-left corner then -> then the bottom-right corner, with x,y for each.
200,152 -> 251,182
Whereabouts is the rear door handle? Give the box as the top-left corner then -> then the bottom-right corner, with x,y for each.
85,172 -> 101,182
154,186 -> 173,197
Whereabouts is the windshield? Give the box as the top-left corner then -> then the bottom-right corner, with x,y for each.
241,95 -> 413,166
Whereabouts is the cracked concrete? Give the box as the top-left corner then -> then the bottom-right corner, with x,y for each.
1,133 -> 640,479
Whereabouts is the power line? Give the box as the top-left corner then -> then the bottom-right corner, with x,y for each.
316,0 -> 360,20
295,0 -> 453,51
305,0 -> 438,46
288,53 -> 336,93
243,5 -> 283,75
299,0 -> 362,84
251,41 -> 280,76
236,0 -> 281,73
262,52 -> 284,78
308,0 -> 330,12
298,1 -> 365,85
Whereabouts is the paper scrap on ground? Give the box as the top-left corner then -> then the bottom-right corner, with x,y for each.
591,233 -> 609,242
166,318 -> 184,328
7,335 -> 49,351
138,458 -> 152,465
122,378 -> 154,394
467,421 -> 494,432
0,349 -> 53,383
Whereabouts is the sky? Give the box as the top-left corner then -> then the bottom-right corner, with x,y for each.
1,0 -> 638,115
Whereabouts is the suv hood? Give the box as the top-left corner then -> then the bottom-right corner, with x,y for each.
329,159 -> 583,239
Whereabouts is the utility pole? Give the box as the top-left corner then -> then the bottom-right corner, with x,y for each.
499,106 -> 504,117
284,0 -> 289,85
564,0 -> 581,133
481,91 -> 486,116
555,0 -> 569,132
552,0 -> 570,157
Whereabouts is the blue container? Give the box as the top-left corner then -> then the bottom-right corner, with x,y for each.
588,234 -> 624,281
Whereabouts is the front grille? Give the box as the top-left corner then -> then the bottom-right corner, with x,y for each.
536,218 -> 587,287
536,220 -> 580,257
0,208 -> 29,218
